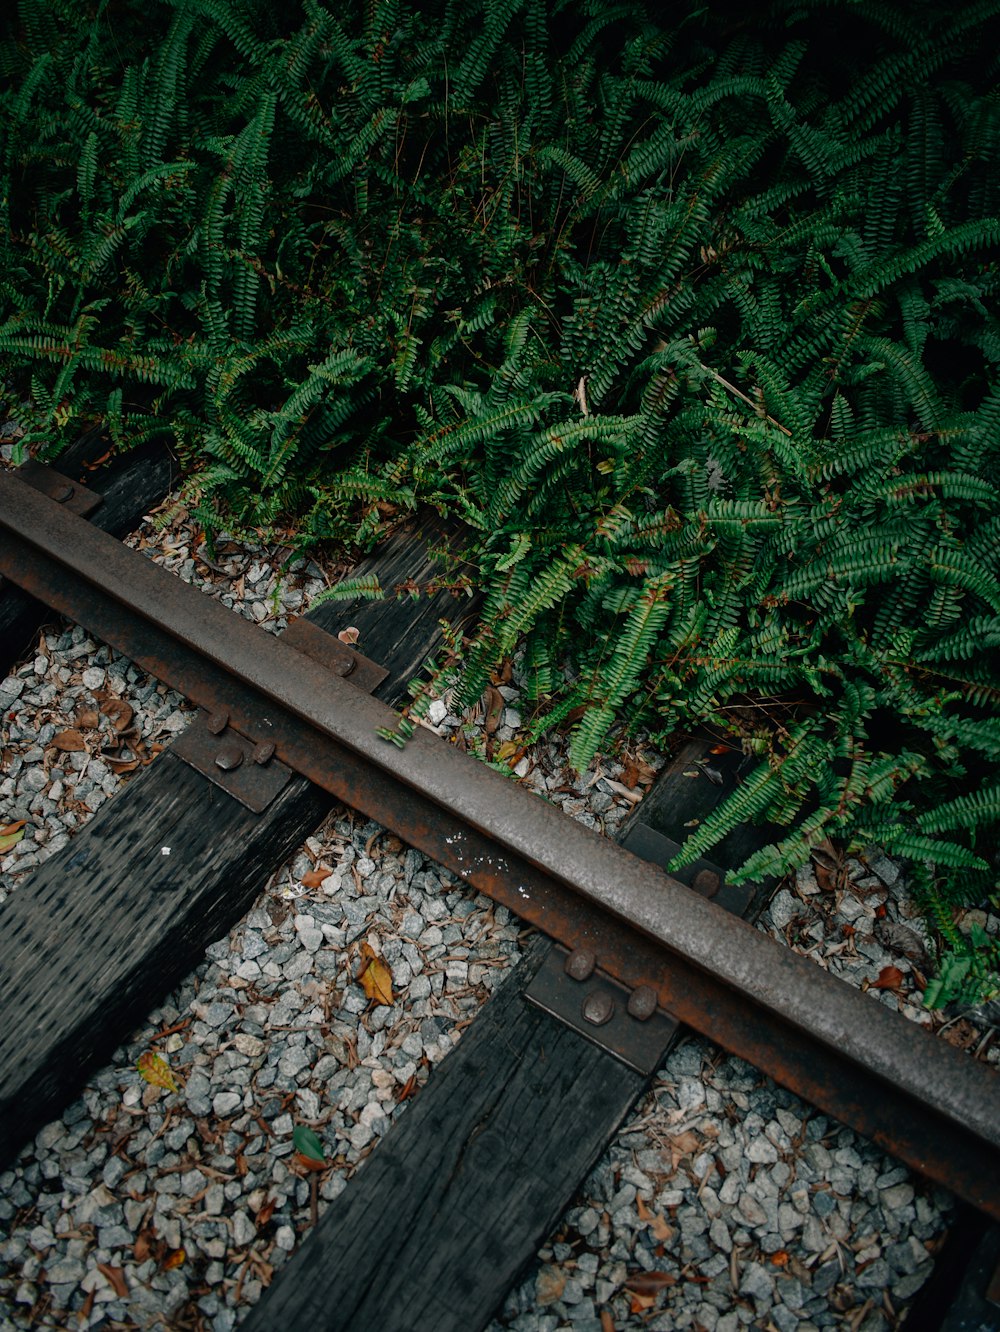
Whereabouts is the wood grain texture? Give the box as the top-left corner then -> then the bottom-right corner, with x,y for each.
0,514 -> 471,1166
240,936 -> 646,1332
0,436 -> 178,675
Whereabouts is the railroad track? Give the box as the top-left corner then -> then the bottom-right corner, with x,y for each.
0,461 -> 998,1330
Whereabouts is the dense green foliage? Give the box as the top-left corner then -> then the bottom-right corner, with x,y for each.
2,0 -> 998,1004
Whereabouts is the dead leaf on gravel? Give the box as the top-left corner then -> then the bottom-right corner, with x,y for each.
600,1311 -> 616,1332
939,1018 -> 979,1050
871,965 -> 905,991
483,684 -> 505,735
96,1264 -> 128,1298
133,1231 -> 151,1263
536,1266 -> 566,1305
624,1271 -> 677,1295
358,942 -> 393,1006
621,754 -> 657,789
75,708 -> 100,729
105,755 -> 140,773
876,920 -> 926,961
667,1129 -> 701,1167
51,728 -> 87,752
104,698 -> 134,732
162,1248 -> 185,1270
338,626 -> 360,644
137,1051 -> 180,1092
301,866 -> 334,890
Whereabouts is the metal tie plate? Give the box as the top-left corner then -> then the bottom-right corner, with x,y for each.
524,945 -> 679,1075
171,620 -> 388,811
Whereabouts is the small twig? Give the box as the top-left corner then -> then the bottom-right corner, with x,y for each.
701,363 -> 793,437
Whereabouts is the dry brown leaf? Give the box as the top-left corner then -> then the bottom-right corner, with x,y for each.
770,1250 -> 790,1268
162,1248 -> 185,1271
536,1266 -> 566,1305
105,756 -> 140,773
301,866 -> 334,890
667,1129 -> 701,1166
624,1271 -> 678,1296
813,861 -> 836,893
358,943 -> 393,1006
600,1310 -> 616,1332
811,839 -> 841,873
876,920 -> 927,961
338,627 -> 360,644
483,685 -> 505,735
635,1195 -> 652,1223
257,1197 -> 277,1227
51,728 -> 87,752
133,1230 -> 156,1263
95,694 -> 134,732
649,1213 -> 673,1242
96,1264 -> 128,1298
872,965 -> 905,991
939,1018 -> 978,1050
628,1292 -> 657,1314
75,708 -> 100,729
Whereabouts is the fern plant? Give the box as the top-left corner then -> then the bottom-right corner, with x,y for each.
2,0 -> 999,1003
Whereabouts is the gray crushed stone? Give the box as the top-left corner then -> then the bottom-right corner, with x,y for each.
0,489 -> 990,1331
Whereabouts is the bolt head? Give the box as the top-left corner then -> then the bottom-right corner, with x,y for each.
581,991 -> 615,1027
215,742 -> 244,771
627,985 -> 658,1021
565,947 -> 596,981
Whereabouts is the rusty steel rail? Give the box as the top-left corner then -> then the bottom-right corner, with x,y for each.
1,468 -> 998,1219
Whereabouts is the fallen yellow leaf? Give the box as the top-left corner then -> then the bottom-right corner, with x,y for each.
358,943 -> 393,1006
162,1248 -> 185,1270
137,1051 -> 179,1093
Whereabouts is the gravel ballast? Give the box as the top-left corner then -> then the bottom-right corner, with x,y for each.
1,490 -> 993,1331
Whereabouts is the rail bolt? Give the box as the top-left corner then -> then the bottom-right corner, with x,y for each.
215,742 -> 244,771
581,992 -> 615,1026
627,985 -> 658,1021
564,947 -> 596,981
